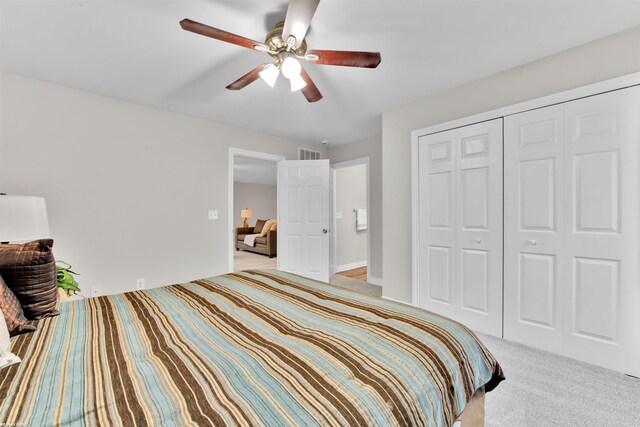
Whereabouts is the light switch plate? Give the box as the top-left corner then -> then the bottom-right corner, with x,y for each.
208,210 -> 218,220
335,212 -> 343,219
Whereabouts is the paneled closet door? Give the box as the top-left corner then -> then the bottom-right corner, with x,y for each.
563,87 -> 640,376
454,119 -> 503,337
418,130 -> 457,320
504,105 -> 565,353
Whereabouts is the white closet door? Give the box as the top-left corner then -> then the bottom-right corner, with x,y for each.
563,87 -> 640,376
418,130 -> 457,319
454,119 -> 503,336
504,105 -> 565,353
418,120 -> 503,336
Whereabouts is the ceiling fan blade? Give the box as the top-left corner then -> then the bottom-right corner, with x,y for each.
306,50 -> 381,68
282,0 -> 320,48
300,67 -> 322,103
180,19 -> 269,52
226,65 -> 263,90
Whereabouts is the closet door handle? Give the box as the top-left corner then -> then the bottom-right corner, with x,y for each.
528,239 -> 538,246
475,238 -> 482,244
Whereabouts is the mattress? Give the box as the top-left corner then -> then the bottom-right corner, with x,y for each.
0,269 -> 504,426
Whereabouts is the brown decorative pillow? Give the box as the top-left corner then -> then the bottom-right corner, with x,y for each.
254,219 -> 267,234
259,219 -> 277,237
0,274 -> 36,336
0,239 -> 59,320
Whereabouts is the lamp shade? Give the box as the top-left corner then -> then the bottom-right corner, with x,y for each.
259,63 -> 279,88
281,57 -> 302,79
289,74 -> 307,92
0,195 -> 51,243
240,209 -> 252,219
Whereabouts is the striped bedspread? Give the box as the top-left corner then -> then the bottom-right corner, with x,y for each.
0,269 -> 503,426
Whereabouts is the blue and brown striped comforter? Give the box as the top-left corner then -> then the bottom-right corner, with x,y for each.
0,269 -> 503,426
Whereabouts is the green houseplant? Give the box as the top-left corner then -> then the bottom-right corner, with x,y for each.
56,261 -> 81,296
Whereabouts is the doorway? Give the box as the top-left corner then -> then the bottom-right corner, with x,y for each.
228,149 -> 285,273
331,158 -> 371,285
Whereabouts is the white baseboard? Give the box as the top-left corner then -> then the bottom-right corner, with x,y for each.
335,261 -> 367,272
368,276 -> 384,286
382,296 -> 415,307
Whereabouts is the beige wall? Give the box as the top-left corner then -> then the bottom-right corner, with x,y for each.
0,73 -> 326,295
328,135 -> 382,280
233,182 -> 277,228
335,164 -> 367,268
382,27 -> 640,302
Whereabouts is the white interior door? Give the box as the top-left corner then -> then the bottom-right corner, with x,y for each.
454,119 -> 503,337
418,129 -> 457,320
563,87 -> 640,376
504,105 -> 565,353
278,160 -> 331,282
505,86 -> 640,376
418,119 -> 503,337
329,168 -> 336,277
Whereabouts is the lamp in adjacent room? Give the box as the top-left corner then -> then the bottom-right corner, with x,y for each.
240,208 -> 252,228
0,194 -> 51,243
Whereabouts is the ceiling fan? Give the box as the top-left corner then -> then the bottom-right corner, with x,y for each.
179,0 -> 381,103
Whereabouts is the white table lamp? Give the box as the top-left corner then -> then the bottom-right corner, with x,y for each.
0,195 -> 51,243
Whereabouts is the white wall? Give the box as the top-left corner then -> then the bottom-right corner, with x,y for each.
233,182 -> 277,228
328,135 -> 382,281
382,26 -> 640,302
0,73 -> 326,295
335,164 -> 367,268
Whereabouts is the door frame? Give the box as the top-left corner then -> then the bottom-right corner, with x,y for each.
228,148 -> 285,273
331,157 -> 371,283
411,72 -> 640,306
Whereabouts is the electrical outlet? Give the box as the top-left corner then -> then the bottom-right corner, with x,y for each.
91,285 -> 101,297
136,279 -> 145,290
208,210 -> 218,220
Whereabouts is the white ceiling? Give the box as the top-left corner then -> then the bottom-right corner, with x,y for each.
234,156 -> 278,185
1,1 -> 639,146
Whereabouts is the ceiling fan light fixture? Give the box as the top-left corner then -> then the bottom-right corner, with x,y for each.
259,63 -> 279,88
289,74 -> 307,92
281,57 -> 302,80
286,35 -> 298,49
179,1 -> 381,102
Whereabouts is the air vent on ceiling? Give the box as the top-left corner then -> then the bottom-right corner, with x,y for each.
298,148 -> 322,160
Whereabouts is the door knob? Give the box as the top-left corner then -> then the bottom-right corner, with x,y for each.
323,229 -> 329,234
529,239 -> 538,246
475,237 -> 482,244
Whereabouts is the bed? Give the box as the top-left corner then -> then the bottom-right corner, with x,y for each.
0,269 -> 504,426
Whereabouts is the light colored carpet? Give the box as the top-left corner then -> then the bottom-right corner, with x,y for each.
478,333 -> 640,426
329,274 -> 382,297
234,253 -> 382,297
233,250 -> 277,271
